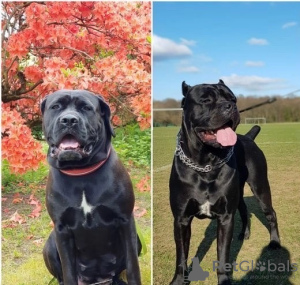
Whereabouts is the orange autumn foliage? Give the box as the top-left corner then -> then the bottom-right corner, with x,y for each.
2,106 -> 45,174
136,175 -> 151,192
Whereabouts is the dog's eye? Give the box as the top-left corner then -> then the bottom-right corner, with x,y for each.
51,104 -> 60,110
82,105 -> 93,111
201,99 -> 212,104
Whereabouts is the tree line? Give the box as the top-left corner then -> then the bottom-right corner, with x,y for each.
153,96 -> 300,127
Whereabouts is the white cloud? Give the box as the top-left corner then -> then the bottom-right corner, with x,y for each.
221,74 -> 285,92
282,21 -> 297,29
153,34 -> 192,61
245,61 -> 265,67
247,38 -> 269,46
177,66 -> 200,73
180,38 -> 197,46
177,60 -> 200,73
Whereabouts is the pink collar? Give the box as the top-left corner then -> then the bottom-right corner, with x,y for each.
59,146 -> 111,176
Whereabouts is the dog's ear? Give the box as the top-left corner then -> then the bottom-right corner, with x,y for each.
97,96 -> 115,137
40,96 -> 47,114
182,81 -> 191,97
182,81 -> 191,108
218,79 -> 225,85
181,98 -> 186,108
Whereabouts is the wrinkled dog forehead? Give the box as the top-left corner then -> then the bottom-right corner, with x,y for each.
192,83 -> 235,99
197,85 -> 235,101
43,90 -> 99,107
41,90 -> 109,116
181,80 -> 236,108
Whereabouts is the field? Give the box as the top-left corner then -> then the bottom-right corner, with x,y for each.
153,123 -> 300,285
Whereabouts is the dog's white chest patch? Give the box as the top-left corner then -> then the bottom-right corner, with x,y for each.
80,191 -> 93,216
199,201 -> 212,217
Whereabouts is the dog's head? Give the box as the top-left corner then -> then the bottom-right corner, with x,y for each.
181,79 -> 240,148
41,90 -> 114,168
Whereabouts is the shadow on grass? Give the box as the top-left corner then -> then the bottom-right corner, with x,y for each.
234,245 -> 294,285
187,196 -> 295,284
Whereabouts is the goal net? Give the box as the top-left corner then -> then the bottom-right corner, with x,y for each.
244,117 -> 266,124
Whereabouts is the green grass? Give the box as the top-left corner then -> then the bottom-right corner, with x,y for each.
3,122 -> 300,284
2,124 -> 151,285
153,123 -> 300,285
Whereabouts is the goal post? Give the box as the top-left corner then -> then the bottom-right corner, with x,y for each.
244,117 -> 266,124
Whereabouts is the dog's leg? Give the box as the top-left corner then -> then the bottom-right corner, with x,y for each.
43,231 -> 64,285
248,180 -> 281,249
238,197 -> 250,240
254,192 -> 281,249
121,214 -> 141,285
170,217 -> 192,285
216,214 -> 234,285
55,226 -> 78,284
246,147 -> 281,249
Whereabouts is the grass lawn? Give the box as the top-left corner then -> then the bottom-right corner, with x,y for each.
2,125 -> 151,285
153,123 -> 300,285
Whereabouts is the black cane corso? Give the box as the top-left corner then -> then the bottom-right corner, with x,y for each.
169,80 -> 280,285
41,90 -> 141,285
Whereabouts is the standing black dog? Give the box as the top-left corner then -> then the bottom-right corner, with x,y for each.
41,90 -> 141,285
169,80 -> 280,285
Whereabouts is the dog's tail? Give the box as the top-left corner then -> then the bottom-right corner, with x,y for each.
245,125 -> 261,140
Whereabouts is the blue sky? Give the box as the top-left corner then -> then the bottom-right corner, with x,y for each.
153,2 -> 300,100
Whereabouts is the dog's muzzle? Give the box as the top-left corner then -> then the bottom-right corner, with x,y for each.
196,125 -> 237,147
195,104 -> 239,147
49,114 -> 94,161
50,135 -> 94,162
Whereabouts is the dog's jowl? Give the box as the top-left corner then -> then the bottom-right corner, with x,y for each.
41,90 -> 141,285
169,80 -> 280,285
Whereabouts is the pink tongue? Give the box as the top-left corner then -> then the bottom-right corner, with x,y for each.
59,136 -> 79,149
216,127 -> 237,146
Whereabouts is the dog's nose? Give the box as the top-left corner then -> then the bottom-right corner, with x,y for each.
60,114 -> 79,127
225,103 -> 233,110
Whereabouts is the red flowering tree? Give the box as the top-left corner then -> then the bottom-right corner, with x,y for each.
2,1 -> 151,174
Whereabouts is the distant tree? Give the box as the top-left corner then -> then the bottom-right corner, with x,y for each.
153,97 -> 300,126
153,99 -> 181,126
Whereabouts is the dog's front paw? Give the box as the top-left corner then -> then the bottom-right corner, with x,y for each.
170,274 -> 188,285
218,274 -> 231,285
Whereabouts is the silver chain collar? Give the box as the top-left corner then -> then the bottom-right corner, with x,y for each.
89,279 -> 112,285
174,131 -> 234,173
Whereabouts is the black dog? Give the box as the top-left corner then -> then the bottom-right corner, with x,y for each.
41,90 -> 141,285
169,80 -> 280,285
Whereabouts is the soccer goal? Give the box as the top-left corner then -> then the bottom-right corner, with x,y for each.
244,117 -> 266,124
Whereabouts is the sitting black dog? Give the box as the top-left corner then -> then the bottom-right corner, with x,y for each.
41,90 -> 141,285
169,80 -> 280,285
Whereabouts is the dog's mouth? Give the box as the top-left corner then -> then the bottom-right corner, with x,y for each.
59,134 -> 81,150
50,134 -> 93,161
196,121 -> 237,147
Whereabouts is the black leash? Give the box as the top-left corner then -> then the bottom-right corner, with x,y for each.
239,97 -> 276,113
